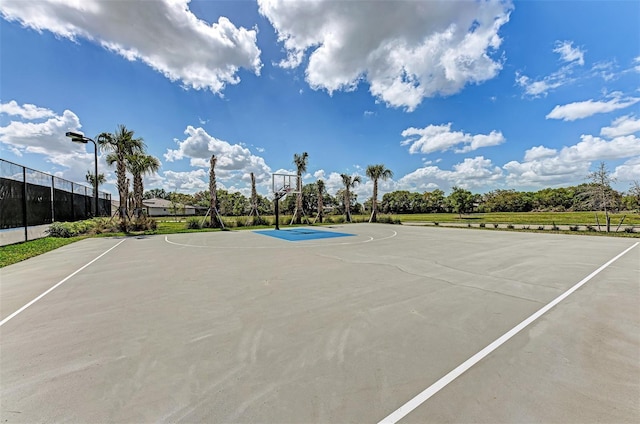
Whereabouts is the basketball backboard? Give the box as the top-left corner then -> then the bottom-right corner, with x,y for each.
272,173 -> 300,196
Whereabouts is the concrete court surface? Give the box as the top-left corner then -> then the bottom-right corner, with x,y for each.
0,224 -> 638,423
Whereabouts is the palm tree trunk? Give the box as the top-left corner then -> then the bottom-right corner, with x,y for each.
370,179 -> 378,223
117,151 -> 128,222
134,174 -> 143,218
295,173 -> 302,224
345,188 -> 351,223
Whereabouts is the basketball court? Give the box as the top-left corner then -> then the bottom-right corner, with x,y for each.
1,224 -> 639,423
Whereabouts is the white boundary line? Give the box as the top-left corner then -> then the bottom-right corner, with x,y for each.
378,241 -> 639,424
0,239 -> 126,327
164,230 -> 397,249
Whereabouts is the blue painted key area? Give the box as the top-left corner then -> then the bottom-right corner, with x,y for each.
254,227 -> 354,241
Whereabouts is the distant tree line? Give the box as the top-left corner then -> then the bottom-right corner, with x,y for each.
143,181 -> 639,218
142,158 -> 638,222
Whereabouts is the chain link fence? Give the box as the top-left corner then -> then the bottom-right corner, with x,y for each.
0,159 -> 111,245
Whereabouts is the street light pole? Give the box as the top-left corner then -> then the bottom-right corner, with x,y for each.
66,131 -> 99,217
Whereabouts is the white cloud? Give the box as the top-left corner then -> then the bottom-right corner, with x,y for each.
398,156 -> 502,192
516,39 -> 586,97
524,145 -> 557,161
401,123 -> 505,154
162,169 -> 209,192
164,125 -> 271,184
0,0 -> 261,94
504,131 -> 640,186
0,100 -> 116,187
0,101 -> 85,158
258,0 -> 511,111
612,157 -> 640,181
553,40 -> 585,66
546,96 -> 640,121
0,100 -> 56,120
600,115 -> 640,137
515,72 -> 565,97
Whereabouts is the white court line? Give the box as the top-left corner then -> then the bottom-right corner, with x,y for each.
378,241 -> 639,424
164,230 -> 397,249
0,239 -> 126,327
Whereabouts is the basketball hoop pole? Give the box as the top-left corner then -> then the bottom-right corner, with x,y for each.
273,189 -> 287,230
274,193 -> 281,230
271,173 -> 299,231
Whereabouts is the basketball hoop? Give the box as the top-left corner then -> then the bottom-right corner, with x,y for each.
272,173 -> 300,230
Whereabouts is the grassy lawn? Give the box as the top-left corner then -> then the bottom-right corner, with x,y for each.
0,236 -> 86,268
393,211 -> 640,225
2,211 -> 638,268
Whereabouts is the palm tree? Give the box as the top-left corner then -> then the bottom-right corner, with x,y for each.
85,171 -> 106,189
365,164 -> 393,222
340,173 -> 361,223
316,179 -> 325,223
293,152 -> 308,224
97,125 -> 144,222
126,153 -> 160,218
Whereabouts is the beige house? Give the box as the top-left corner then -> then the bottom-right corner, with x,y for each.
143,198 -> 196,216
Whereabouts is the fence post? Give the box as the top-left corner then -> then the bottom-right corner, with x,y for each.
22,167 -> 28,242
51,175 -> 55,223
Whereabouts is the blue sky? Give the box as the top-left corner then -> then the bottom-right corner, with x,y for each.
1,0 -> 639,201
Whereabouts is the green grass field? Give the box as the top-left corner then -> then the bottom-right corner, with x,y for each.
0,236 -> 86,268
391,211 -> 640,225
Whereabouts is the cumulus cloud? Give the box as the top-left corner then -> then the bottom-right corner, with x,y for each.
0,0 -> 261,94
401,123 -> 505,154
259,0 -> 511,111
0,100 -> 86,158
600,115 -> 640,137
553,40 -> 585,66
399,156 -> 503,191
524,145 -> 557,161
546,95 -> 640,121
612,157 -> 640,181
162,169 -> 209,192
0,100 -> 56,120
164,125 -> 271,186
504,117 -> 640,187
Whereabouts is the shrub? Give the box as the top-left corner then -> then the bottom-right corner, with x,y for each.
522,226 -> 530,230
624,227 -> 635,233
493,223 -> 499,228
186,218 -> 202,229
569,225 -> 579,231
129,216 -> 157,232
586,225 -> 596,232
538,226 -> 545,231
551,222 -> 559,231
251,216 -> 269,226
479,223 -> 485,228
47,222 -> 73,238
507,224 -> 514,229
377,215 -> 401,224
433,221 -> 439,226
333,216 -> 346,224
